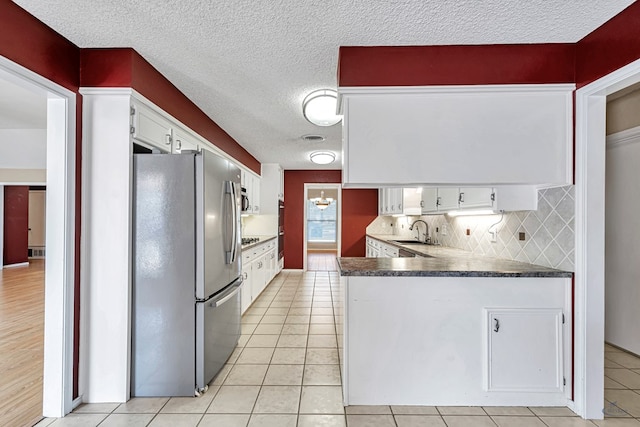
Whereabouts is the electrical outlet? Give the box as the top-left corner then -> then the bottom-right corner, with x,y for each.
490,230 -> 497,243
519,232 -> 526,241
466,228 -> 470,236
442,224 -> 448,236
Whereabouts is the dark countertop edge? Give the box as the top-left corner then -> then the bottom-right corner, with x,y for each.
339,270 -> 573,278
241,235 -> 277,250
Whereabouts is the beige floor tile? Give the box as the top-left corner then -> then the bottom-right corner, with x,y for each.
606,359 -> 625,369
207,385 -> 260,413
245,306 -> 268,316
237,334 -> 251,347
73,403 -> 119,413
345,414 -> 396,427
342,406 -> 389,415
312,308 -> 334,315
253,386 -> 301,414
604,390 -> 640,416
115,397 -> 169,414
271,347 -> 306,364
198,414 -> 250,427
98,414 -> 155,427
277,334 -> 308,348
391,406 -> 439,415
260,315 -> 286,324
291,301 -> 312,308
224,364 -> 268,385
606,353 -> 640,369
309,324 -> 337,335
303,364 -> 341,385
484,407 -> 535,416
247,414 -> 297,427
241,323 -> 258,334
236,347 -> 275,364
242,315 -> 263,324
306,348 -> 340,364
307,334 -> 337,348
245,335 -> 279,348
606,344 -> 624,353
606,369 -> 640,389
288,308 -> 312,316
263,364 -> 304,385
227,347 -> 242,364
529,407 -> 578,416
285,315 -> 310,324
312,302 -> 334,308
442,415 -> 497,427
160,394 -> 214,413
593,419 -> 640,426
395,415 -> 447,427
252,323 -> 284,335
298,414 -> 347,427
604,389 -> 640,417
49,414 -> 108,427
606,376 -> 629,390
539,417 -> 597,426
211,364 -> 232,385
264,307 -> 288,315
33,419 -> 56,427
147,414 -> 202,427
492,416 -> 547,427
310,315 -> 335,324
437,406 -> 486,415
299,386 -> 345,414
281,324 -> 310,334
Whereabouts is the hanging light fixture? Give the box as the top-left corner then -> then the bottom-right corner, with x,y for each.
309,151 -> 335,165
302,89 -> 342,126
313,191 -> 333,210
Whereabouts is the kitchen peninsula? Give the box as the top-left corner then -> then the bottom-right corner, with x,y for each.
338,237 -> 573,408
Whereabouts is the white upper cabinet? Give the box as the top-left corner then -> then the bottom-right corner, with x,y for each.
241,169 -> 261,215
458,187 -> 495,210
131,102 -> 173,152
339,85 -> 574,188
420,188 -> 438,214
436,187 -> 460,211
260,164 -> 283,215
172,126 -> 199,153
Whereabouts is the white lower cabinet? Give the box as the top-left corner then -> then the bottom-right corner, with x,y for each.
485,308 -> 564,393
240,239 -> 278,314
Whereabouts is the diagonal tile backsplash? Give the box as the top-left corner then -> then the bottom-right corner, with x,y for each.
368,186 -> 575,271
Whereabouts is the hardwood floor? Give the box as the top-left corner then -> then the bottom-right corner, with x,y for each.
0,260 -> 45,427
306,251 -> 338,271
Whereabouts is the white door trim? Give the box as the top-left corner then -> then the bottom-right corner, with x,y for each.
0,56 -> 76,417
574,57 -> 640,419
303,183 -> 342,271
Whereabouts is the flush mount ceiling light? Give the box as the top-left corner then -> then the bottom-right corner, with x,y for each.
302,89 -> 342,126
309,151 -> 335,165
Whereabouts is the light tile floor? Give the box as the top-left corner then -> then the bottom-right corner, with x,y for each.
35,271 -> 640,426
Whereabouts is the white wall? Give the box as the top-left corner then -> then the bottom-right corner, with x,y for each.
0,129 -> 47,168
0,185 -> 3,269
605,129 -> 640,354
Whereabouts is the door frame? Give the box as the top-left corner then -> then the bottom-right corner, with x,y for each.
0,56 -> 76,417
303,183 -> 342,271
574,58 -> 640,419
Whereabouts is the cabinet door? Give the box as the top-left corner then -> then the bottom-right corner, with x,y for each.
252,176 -> 261,213
391,188 -> 403,214
459,187 -> 494,210
172,128 -> 199,153
403,188 -> 422,216
485,308 -> 564,392
132,103 -> 173,152
420,188 -> 438,214
240,266 -> 252,314
437,188 -> 460,211
251,255 -> 266,299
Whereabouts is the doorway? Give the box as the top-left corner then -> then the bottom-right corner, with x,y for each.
0,55 -> 76,419
304,184 -> 341,271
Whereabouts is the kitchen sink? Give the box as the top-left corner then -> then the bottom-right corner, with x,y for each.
392,240 -> 429,245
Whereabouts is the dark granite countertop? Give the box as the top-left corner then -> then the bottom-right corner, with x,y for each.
336,234 -> 572,278
241,235 -> 277,250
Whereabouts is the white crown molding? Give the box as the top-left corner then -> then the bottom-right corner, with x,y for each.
338,83 -> 576,96
606,125 -> 640,149
79,87 -> 134,96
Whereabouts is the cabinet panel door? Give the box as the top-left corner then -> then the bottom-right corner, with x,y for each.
240,266 -> 252,314
173,128 -> 199,153
437,188 -> 460,211
420,188 -> 438,214
133,103 -> 173,151
459,187 -> 494,210
485,308 -> 564,393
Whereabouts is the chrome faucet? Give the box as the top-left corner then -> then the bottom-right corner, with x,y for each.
409,220 -> 429,243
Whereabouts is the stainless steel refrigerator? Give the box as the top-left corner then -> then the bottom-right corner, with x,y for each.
132,150 -> 242,397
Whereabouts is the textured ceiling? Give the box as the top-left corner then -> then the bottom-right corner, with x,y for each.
13,0 -> 635,170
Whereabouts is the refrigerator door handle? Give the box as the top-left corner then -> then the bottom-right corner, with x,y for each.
224,181 -> 238,264
230,181 -> 240,264
209,281 -> 242,308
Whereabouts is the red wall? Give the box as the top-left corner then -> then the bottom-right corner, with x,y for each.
80,48 -> 261,174
3,186 -> 30,266
338,44 -> 576,86
575,2 -> 640,87
283,170 -> 378,269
